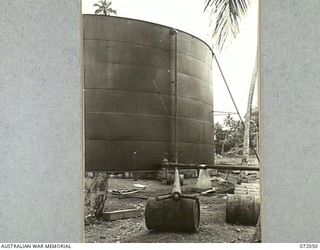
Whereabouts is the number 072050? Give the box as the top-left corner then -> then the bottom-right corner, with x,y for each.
300,244 -> 318,248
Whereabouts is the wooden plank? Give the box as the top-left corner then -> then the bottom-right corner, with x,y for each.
234,191 -> 247,195
239,183 -> 260,188
248,191 -> 260,194
102,208 -> 143,221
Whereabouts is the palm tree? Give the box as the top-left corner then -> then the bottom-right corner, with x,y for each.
242,54 -> 258,164
93,0 -> 117,16
204,0 -> 259,165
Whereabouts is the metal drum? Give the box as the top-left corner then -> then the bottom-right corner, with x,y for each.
226,194 -> 260,225
145,197 -> 200,232
83,15 -> 213,171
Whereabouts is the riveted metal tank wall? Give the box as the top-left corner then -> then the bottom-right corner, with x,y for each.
84,15 -> 213,171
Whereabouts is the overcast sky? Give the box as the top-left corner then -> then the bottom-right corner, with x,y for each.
82,0 -> 259,123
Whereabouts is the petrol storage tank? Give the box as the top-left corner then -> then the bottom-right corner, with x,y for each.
84,15 -> 214,172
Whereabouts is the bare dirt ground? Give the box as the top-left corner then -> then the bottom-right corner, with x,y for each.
85,157 -> 260,243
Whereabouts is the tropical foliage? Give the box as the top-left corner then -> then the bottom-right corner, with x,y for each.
214,111 -> 258,156
93,0 -> 117,16
205,0 -> 258,164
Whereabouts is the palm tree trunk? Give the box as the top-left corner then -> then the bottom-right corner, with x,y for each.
221,140 -> 225,154
242,48 -> 258,165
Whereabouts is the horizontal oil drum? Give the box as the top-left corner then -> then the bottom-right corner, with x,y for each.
145,197 -> 200,232
226,194 -> 260,225
83,15 -> 214,172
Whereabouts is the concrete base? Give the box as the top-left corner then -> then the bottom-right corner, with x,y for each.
196,169 -> 212,190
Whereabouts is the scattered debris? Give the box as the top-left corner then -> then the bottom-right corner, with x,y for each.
118,195 -> 148,200
240,172 -> 259,184
211,180 -> 235,194
200,188 -> 217,196
211,176 -> 226,182
133,183 -> 146,188
234,183 -> 260,196
111,183 -> 146,197
111,188 -> 145,197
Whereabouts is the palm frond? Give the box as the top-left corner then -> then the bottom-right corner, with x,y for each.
95,8 -> 103,14
109,9 -> 117,15
204,0 -> 251,50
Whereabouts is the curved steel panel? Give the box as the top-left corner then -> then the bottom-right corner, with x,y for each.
83,15 -> 213,63
85,90 -> 212,121
86,114 -> 213,144
84,15 -> 214,171
84,40 -> 211,82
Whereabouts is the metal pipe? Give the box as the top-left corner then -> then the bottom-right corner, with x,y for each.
170,29 -> 179,164
171,167 -> 182,200
161,162 -> 260,171
175,31 -> 178,164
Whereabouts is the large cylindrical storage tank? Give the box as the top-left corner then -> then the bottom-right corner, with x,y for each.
84,15 -> 214,171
